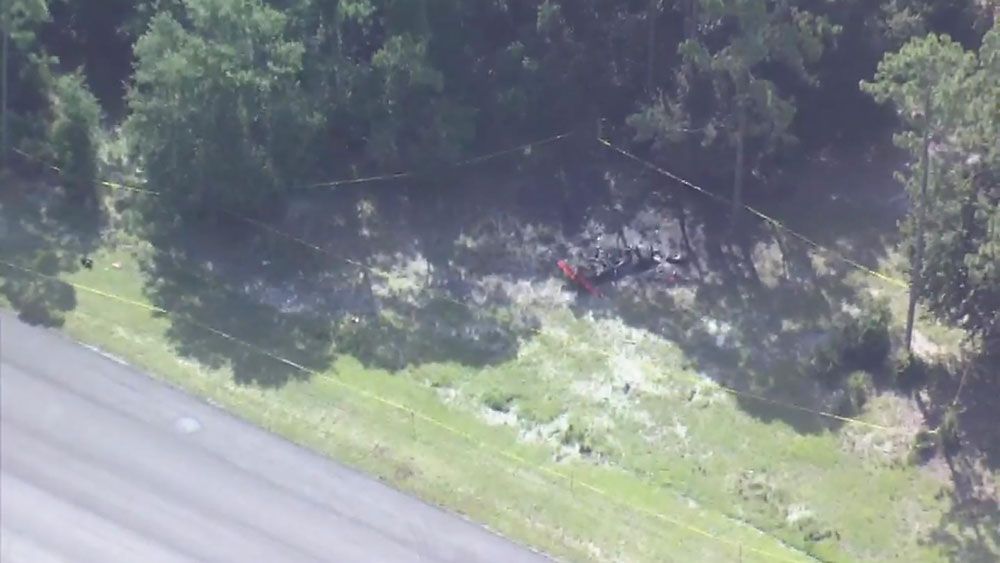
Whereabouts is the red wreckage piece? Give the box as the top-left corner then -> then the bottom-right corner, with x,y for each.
557,259 -> 603,297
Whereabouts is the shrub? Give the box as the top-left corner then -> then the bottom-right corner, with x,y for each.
811,296 -> 892,383
560,418 -> 609,457
808,339 -> 842,384
843,371 -> 874,415
837,296 -> 892,372
893,351 -> 928,389
519,396 -> 563,425
940,406 -> 961,453
48,72 -> 101,196
908,428 -> 938,465
481,388 -> 517,413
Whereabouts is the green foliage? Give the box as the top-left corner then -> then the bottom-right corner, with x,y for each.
560,417 -> 608,457
807,339 -> 842,384
48,71 -> 100,194
125,0 -> 318,213
482,387 -> 518,413
1,0 -> 50,48
838,297 -> 892,372
875,0 -> 990,47
629,0 -> 839,184
908,427 -> 937,464
810,296 -> 892,383
940,405 -> 961,452
893,351 -> 928,389
908,405 -> 960,464
843,371 -> 874,416
519,396 -> 563,425
2,0 -> 52,163
863,23 -> 1000,348
364,30 -> 475,167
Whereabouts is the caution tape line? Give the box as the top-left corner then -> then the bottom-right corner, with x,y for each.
91,165 -> 534,324
238,203 -> 895,433
101,180 -> 158,195
12,148 -> 150,196
452,131 -> 576,168
306,171 -> 414,189
95,180 -> 482,312
582,344 -> 891,431
0,258 -> 809,563
219,209 -> 484,314
90,140 -> 893,431
596,138 -> 909,289
29,135 -> 891,429
28,129 -> 574,195
304,131 -> 576,190
0,261 -> 307,373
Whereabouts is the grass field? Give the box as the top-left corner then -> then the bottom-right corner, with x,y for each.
2,142 -> 997,562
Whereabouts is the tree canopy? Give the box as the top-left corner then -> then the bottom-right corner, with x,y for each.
1,0 -> 997,344
863,25 -> 999,349
125,0 -> 317,212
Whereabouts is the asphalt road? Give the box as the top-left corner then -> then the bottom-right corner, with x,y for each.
0,312 -> 549,563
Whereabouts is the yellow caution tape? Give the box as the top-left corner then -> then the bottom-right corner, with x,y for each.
305,131 -> 577,190
77,134 -> 893,431
0,258 -> 812,563
100,180 -> 159,195
596,138 -> 909,289
231,199 -> 895,432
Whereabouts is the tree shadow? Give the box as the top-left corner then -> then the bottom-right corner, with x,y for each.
297,141 -> 897,433
750,141 -> 907,273
900,343 -> 1000,560
126,137 -> 905,418
558,146 -> 898,433
133,171 -> 541,381
0,171 -> 103,327
924,447 -> 1000,562
955,356 -> 1000,472
919,350 -> 1000,472
135,207 -> 336,387
610,220 -> 862,433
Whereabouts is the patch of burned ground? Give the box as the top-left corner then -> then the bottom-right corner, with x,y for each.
172,141 -> 920,432
124,137 -> 930,437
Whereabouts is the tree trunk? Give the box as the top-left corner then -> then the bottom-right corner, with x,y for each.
731,95 -> 747,228
647,0 -> 657,95
2,4 -> 9,170
905,91 -> 932,353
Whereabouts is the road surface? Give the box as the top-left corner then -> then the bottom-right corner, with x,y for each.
0,311 -> 549,563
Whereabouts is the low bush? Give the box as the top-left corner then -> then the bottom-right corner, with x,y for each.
893,351 -> 928,390
810,296 -> 892,384
842,371 -> 874,416
940,406 -> 961,453
908,428 -> 938,465
837,296 -> 892,372
481,388 -> 518,413
560,418 -> 609,457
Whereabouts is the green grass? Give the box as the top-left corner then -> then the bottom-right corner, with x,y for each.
0,259 -> 809,563
1,207 -> 809,562
2,175 -> 994,563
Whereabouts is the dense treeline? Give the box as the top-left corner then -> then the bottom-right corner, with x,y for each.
1,0 -> 997,346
